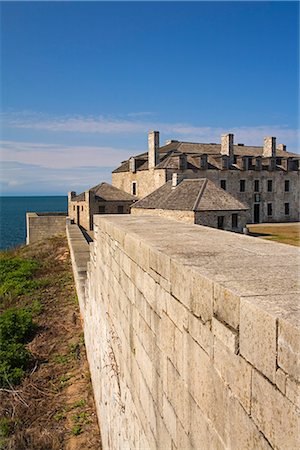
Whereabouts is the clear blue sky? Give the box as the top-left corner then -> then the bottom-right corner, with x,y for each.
1,1 -> 299,195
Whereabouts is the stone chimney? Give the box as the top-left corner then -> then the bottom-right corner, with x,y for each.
172,173 -> 179,187
221,133 -> 234,160
68,191 -> 76,202
148,131 -> 160,169
263,137 -> 276,157
277,144 -> 287,152
129,157 -> 136,173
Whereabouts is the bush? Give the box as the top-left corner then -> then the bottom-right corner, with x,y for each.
0,308 -> 35,387
0,257 -> 39,299
0,308 -> 35,343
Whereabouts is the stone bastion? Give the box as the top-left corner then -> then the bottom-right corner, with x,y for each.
67,215 -> 300,450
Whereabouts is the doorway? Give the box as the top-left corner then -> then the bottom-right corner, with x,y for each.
254,204 -> 260,223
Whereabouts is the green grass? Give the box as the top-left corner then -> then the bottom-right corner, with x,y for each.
0,257 -> 40,300
0,308 -> 36,387
0,417 -> 12,438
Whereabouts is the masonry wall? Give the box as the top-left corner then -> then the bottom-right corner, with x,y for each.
131,207 -> 195,224
78,215 -> 300,450
26,213 -> 67,244
195,210 -> 249,232
112,168 -> 167,199
165,168 -> 300,224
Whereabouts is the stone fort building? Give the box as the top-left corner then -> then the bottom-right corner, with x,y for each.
112,131 -> 300,224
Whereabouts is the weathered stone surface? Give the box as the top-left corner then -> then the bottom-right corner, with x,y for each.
69,216 -> 300,450
214,339 -> 251,413
286,376 -> 300,409
278,315 -> 300,382
240,297 -> 277,382
213,283 -> 240,329
252,369 -> 300,449
212,317 -> 238,353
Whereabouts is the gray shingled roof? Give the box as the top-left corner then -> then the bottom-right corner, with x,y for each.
74,182 -> 135,202
132,179 -> 249,212
112,141 -> 299,173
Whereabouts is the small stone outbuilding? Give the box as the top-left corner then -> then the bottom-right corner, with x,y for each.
68,182 -> 136,230
131,176 -> 250,232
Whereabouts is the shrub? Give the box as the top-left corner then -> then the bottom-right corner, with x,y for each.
0,257 -> 39,299
0,308 -> 36,343
0,308 -> 35,387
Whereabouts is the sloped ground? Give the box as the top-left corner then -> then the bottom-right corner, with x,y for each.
248,222 -> 300,247
0,235 -> 102,450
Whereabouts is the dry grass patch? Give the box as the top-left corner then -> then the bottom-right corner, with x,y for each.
247,223 -> 300,247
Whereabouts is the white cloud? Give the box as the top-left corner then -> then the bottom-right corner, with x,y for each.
2,111 -> 299,152
0,140 -> 130,169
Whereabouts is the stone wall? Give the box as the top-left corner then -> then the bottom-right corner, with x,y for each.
68,191 -> 133,231
165,169 -> 300,224
131,207 -> 249,232
131,207 -> 195,224
75,215 -> 300,450
112,168 -> 167,199
26,212 -> 67,244
195,210 -> 249,232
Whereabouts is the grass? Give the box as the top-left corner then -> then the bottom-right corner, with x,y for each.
247,223 -> 300,247
0,236 -> 102,450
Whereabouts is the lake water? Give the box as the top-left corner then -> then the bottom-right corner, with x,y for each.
0,196 -> 68,250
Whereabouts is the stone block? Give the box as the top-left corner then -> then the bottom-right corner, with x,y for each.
227,395 -> 272,450
163,395 -> 177,442
214,338 -> 252,413
182,332 -> 229,444
240,298 -> 277,382
166,294 -> 189,332
124,233 -> 140,263
188,313 -> 213,357
286,376 -> 300,409
166,359 -> 190,434
213,283 -> 240,329
251,369 -> 300,449
149,247 -> 171,281
212,317 -> 238,354
278,316 -> 300,382
170,260 -> 192,310
189,394 -> 225,450
275,368 -> 287,394
190,271 -> 214,322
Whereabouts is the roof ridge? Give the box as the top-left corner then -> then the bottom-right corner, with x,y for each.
192,178 -> 207,211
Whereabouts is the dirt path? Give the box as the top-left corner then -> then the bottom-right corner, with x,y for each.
0,236 -> 102,450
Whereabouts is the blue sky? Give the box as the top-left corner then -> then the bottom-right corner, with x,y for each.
1,1 -> 299,195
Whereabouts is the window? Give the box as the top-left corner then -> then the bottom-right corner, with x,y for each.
81,206 -> 84,211
217,216 -> 224,229
267,203 -> 272,216
99,205 -> 105,214
220,180 -> 226,190
240,180 -> 246,192
267,180 -> 273,192
118,205 -> 124,214
232,214 -> 238,228
73,205 -> 75,211
285,180 -> 290,192
285,203 -> 290,215
132,181 -> 137,196
254,180 -> 259,192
